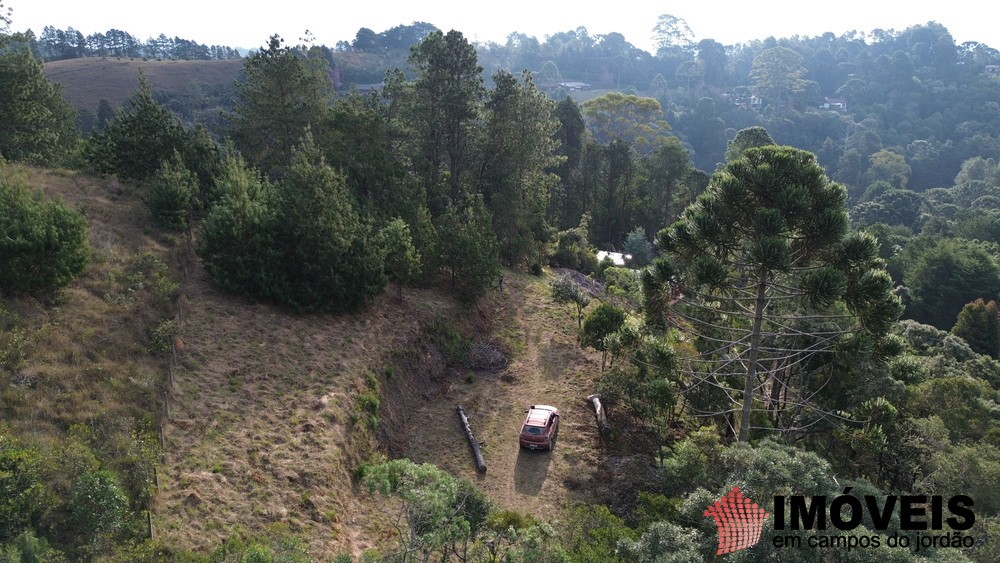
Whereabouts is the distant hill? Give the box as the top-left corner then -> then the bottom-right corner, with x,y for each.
43,57 -> 243,113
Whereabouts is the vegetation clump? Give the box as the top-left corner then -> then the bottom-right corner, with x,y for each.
0,163 -> 88,296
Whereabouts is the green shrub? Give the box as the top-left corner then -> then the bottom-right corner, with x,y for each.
2,530 -> 63,562
68,470 -> 128,546
560,503 -> 635,562
581,302 -> 626,352
0,166 -> 88,296
198,135 -> 386,313
105,252 -> 179,306
356,372 -> 381,431
551,215 -> 599,275
357,392 -> 380,417
208,529 -> 311,563
0,306 -> 30,374
427,321 -> 471,366
0,434 -> 47,543
148,152 -> 198,230
149,319 -> 179,356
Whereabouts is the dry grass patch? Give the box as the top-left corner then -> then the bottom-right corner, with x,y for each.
153,257 -> 463,558
2,167 -> 175,436
43,58 -> 244,113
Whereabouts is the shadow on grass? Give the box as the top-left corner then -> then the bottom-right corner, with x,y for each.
513,445 -> 554,496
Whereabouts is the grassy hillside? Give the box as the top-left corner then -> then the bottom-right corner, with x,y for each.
1,166 -> 178,438
0,165 -> 181,553
2,164 -> 611,559
43,58 -> 244,113
153,254 -> 463,555
153,262 -> 609,558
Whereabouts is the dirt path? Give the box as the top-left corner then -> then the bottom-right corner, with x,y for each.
392,271 -> 606,517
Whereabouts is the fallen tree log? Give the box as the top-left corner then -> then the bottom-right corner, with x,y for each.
587,394 -> 611,436
457,404 -> 487,473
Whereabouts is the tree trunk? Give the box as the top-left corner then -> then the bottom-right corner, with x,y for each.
457,405 -> 487,473
739,269 -> 769,442
587,394 -> 611,436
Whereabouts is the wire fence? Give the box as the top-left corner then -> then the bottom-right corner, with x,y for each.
149,225 -> 194,540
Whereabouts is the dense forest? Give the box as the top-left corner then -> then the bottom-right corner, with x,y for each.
26,25 -> 243,61
3,2 -> 1000,560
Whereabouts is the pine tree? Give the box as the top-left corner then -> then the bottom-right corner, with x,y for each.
551,96 -> 586,229
227,35 -> 334,173
147,151 -> 197,230
437,195 -> 500,303
378,218 -> 421,301
198,134 -> 387,313
197,152 -> 278,298
84,75 -> 187,182
0,38 -> 79,165
644,145 -> 902,441
0,164 -> 88,295
482,70 -> 562,268
268,132 -> 386,312
408,30 -> 484,209
96,99 -> 115,130
323,90 -> 414,221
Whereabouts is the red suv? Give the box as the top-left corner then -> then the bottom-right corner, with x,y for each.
519,405 -> 560,450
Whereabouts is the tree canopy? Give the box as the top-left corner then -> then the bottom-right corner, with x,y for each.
0,163 -> 88,296
228,35 -> 334,173
645,145 -> 902,441
0,38 -> 78,165
581,92 -> 671,157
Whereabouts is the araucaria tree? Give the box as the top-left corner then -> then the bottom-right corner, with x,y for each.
644,145 -> 902,442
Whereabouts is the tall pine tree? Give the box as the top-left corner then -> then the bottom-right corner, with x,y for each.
644,145 -> 902,441
408,30 -> 484,212
481,70 -> 562,268
228,35 -> 334,173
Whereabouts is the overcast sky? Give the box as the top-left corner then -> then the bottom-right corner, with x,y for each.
8,1 -> 998,53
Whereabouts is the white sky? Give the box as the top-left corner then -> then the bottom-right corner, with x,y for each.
8,1 -> 998,53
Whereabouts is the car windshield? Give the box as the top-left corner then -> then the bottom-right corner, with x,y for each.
523,426 -> 543,435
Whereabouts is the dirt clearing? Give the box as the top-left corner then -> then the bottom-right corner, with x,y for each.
388,271 -> 607,519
